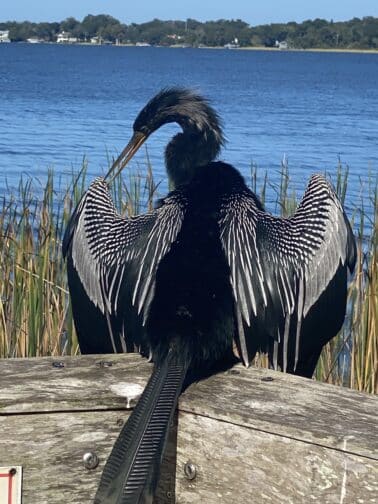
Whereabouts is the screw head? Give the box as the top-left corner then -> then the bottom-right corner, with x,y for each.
228,369 -> 240,375
83,451 -> 99,470
184,462 -> 197,481
97,360 -> 113,368
52,361 -> 65,368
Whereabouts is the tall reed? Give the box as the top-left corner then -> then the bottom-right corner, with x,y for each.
0,158 -> 376,393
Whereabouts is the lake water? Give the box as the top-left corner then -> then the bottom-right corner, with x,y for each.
0,44 -> 377,217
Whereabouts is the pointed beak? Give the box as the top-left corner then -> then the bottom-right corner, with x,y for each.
104,131 -> 147,183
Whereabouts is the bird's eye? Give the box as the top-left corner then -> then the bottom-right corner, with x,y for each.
139,126 -> 149,135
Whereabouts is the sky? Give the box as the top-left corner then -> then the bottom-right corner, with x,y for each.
1,0 -> 378,25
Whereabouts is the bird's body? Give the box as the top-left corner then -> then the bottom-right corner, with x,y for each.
145,166 -> 236,372
63,88 -> 356,503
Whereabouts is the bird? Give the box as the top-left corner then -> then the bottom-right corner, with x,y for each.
63,88 -> 356,503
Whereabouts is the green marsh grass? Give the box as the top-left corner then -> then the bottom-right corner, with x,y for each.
0,159 -> 376,393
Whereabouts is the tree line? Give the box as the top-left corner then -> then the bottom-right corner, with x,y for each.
1,14 -> 377,49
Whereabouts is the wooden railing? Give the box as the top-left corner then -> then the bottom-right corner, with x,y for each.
0,354 -> 377,503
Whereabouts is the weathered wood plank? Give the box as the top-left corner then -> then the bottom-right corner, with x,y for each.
180,366 -> 378,461
1,355 -> 377,503
0,355 -> 377,460
0,354 -> 151,414
0,411 -> 124,504
1,409 -> 377,504
175,414 -> 378,504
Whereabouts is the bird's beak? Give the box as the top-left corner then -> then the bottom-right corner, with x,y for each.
105,131 -> 147,183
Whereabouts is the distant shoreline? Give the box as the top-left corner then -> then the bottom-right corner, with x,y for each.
2,15 -> 377,52
238,46 -> 378,54
192,45 -> 378,54
2,41 -> 378,55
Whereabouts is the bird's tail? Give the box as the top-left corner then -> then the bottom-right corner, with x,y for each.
94,350 -> 187,504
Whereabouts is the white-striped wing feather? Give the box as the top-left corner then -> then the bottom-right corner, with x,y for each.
219,174 -> 356,370
65,178 -> 186,324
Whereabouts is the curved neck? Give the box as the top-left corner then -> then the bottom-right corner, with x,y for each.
165,129 -> 222,188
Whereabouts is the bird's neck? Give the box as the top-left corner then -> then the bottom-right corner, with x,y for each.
165,131 -> 221,188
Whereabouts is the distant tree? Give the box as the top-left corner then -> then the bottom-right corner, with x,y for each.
36,22 -> 60,40
0,15 -> 377,48
8,22 -> 35,41
81,14 -> 121,39
124,23 -> 141,44
60,17 -> 80,33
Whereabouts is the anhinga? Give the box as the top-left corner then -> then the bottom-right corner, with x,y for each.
63,88 -> 356,503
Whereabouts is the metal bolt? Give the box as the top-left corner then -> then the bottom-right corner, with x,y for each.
228,369 -> 240,375
9,468 -> 17,476
184,462 -> 197,481
83,452 -> 99,470
52,361 -> 65,368
97,360 -> 113,368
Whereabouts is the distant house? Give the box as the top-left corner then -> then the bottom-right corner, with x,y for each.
167,34 -> 183,41
57,32 -> 78,44
89,36 -> 112,45
0,30 -> 10,43
57,32 -> 69,43
224,37 -> 240,49
275,40 -> 288,50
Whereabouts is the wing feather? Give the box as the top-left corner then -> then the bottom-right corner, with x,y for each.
63,178 -> 186,353
219,174 -> 356,375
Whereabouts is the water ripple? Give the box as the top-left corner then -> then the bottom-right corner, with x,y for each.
0,44 -> 377,221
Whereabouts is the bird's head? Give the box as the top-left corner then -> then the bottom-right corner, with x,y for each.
105,88 -> 225,187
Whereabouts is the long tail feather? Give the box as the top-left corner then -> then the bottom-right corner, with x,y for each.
94,352 -> 187,503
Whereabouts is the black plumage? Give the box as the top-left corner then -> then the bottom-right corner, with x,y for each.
63,88 -> 356,503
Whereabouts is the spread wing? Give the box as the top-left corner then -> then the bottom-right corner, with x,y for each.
63,178 -> 186,354
219,174 -> 356,376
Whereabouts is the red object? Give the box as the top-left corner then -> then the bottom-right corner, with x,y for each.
0,470 -> 14,504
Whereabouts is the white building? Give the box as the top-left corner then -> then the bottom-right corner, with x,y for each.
0,30 -> 11,43
224,37 -> 240,49
57,32 -> 78,44
275,40 -> 288,50
57,32 -> 69,43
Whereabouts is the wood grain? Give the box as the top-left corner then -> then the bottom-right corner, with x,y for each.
0,354 -> 377,503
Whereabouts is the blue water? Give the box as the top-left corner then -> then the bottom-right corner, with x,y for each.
0,44 -> 377,215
